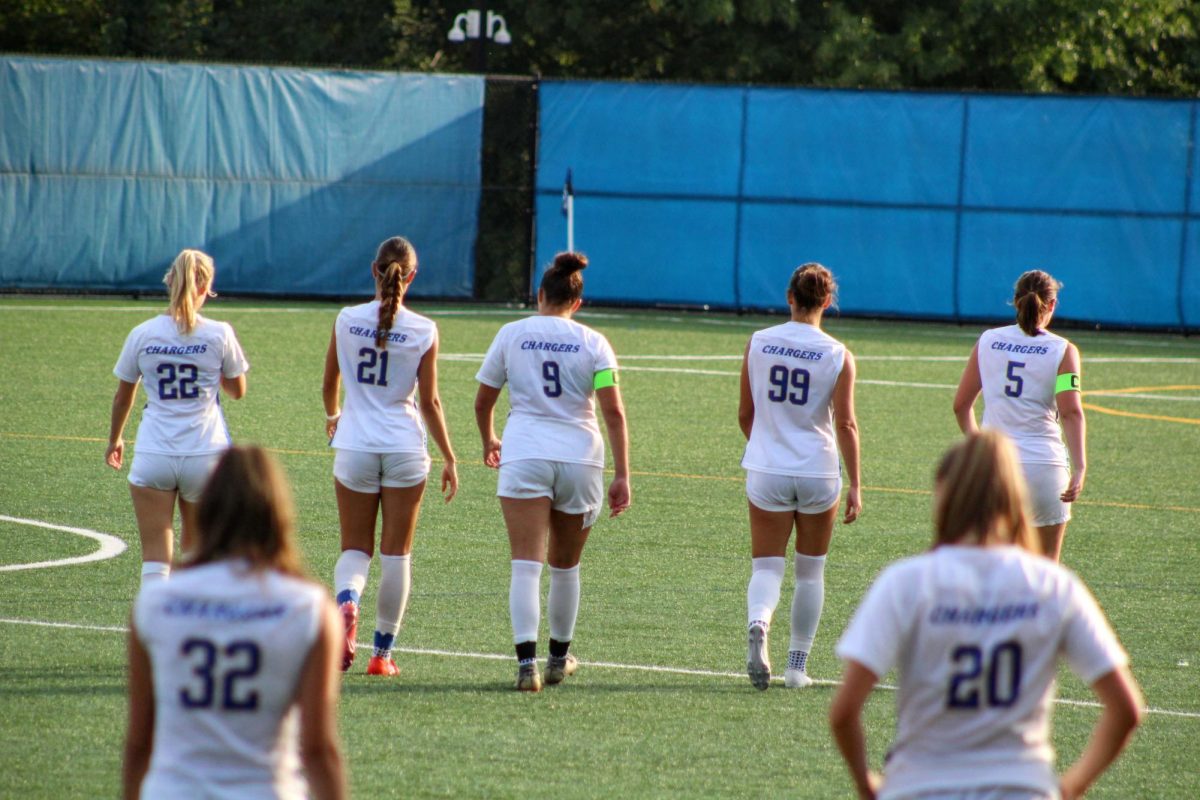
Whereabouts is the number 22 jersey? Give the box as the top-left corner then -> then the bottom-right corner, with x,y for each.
836,545 -> 1127,799
113,314 -> 249,455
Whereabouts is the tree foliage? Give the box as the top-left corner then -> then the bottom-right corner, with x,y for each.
2,0 -> 1198,96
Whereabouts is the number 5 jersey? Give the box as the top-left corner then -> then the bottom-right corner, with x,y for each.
977,324 -> 1071,467
113,314 -> 249,455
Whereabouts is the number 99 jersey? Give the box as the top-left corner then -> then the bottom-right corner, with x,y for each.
134,561 -> 329,798
836,546 -> 1128,799
113,314 -> 249,455
741,321 -> 846,478
476,315 -> 618,467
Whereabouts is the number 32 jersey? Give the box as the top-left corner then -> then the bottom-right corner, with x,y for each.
134,561 -> 329,799
741,321 -> 846,478
476,315 -> 618,467
978,324 -> 1070,467
113,315 -> 249,455
836,545 -> 1127,799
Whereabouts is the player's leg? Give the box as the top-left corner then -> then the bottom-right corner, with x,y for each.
369,470 -> 427,677
542,463 -> 601,685
500,476 -> 553,692
177,452 -> 219,559
332,450 -> 384,671
786,491 -> 838,689
1037,523 -> 1067,562
745,471 -> 797,689
1024,462 -> 1071,561
130,484 -> 177,584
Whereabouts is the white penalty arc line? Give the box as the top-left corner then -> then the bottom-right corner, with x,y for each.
0,617 -> 1194,720
0,515 -> 128,572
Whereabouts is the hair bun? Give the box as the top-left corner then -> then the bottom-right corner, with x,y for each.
553,251 -> 588,274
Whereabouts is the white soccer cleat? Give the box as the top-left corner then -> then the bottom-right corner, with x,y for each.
747,623 -> 771,690
784,668 -> 813,689
544,653 -> 578,686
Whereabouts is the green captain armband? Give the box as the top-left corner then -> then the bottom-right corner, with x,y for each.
594,368 -> 618,390
1056,372 -> 1081,394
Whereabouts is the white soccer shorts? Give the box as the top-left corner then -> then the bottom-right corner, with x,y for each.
497,459 -> 603,528
333,449 -> 430,493
128,451 -> 222,503
1022,462 -> 1071,527
745,470 -> 841,514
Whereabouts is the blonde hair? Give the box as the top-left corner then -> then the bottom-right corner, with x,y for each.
186,446 -> 308,578
372,237 -> 417,348
1013,270 -> 1061,336
163,249 -> 215,335
933,431 -> 1039,554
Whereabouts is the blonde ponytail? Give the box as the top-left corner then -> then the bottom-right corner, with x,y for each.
164,249 -> 215,335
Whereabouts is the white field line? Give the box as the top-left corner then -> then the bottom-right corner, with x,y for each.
0,302 -> 1197,347
0,515 -> 127,572
1,616 -> 1195,720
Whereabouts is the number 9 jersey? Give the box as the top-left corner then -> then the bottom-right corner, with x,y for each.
741,321 -> 846,478
113,314 -> 249,455
475,315 -> 618,467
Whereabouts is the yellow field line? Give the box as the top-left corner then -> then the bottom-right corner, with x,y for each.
6,434 -> 1197,514
1082,402 -> 1200,426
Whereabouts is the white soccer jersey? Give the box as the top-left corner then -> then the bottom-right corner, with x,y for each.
134,561 -> 329,799
836,545 -> 1128,799
741,321 -> 846,478
476,315 -> 618,466
977,325 -> 1071,466
113,315 -> 249,455
330,302 -> 437,453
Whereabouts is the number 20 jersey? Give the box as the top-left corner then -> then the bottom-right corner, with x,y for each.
113,314 -> 249,455
134,561 -> 328,799
331,301 -> 437,454
741,321 -> 846,478
978,325 -> 1070,467
836,545 -> 1127,799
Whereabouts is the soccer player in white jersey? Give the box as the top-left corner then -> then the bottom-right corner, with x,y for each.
474,251 -> 631,692
953,270 -> 1085,561
124,446 -> 347,800
321,236 -> 458,677
107,249 -> 249,585
739,263 -> 861,690
830,431 -> 1141,800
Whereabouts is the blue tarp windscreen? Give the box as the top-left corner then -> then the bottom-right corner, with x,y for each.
536,80 -> 1199,330
0,57 -> 484,298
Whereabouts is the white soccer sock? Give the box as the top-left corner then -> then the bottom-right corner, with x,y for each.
509,559 -> 543,644
334,549 -> 371,604
747,556 -> 787,627
789,553 -> 827,657
547,564 -> 581,644
140,561 -> 170,584
375,554 -> 411,638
